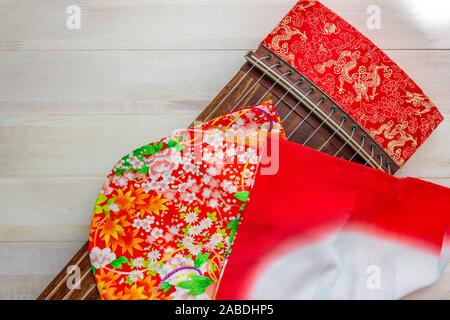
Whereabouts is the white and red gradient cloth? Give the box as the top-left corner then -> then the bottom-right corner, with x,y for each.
216,139 -> 450,299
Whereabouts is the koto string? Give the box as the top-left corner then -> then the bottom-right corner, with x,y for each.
230,62 -> 282,112
274,79 -> 304,107
348,135 -> 366,161
378,154 -> 384,170
255,71 -> 292,105
319,116 -> 346,151
62,267 -> 92,300
287,97 -> 324,139
204,54 -> 271,121
44,54 -> 396,301
81,284 -> 97,300
281,88 -> 313,123
302,107 -> 336,146
203,54 -> 380,171
333,125 -> 356,157
44,250 -> 89,299
364,144 -> 375,166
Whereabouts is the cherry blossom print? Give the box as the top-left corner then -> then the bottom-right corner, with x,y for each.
90,247 -> 117,269
88,102 -> 285,300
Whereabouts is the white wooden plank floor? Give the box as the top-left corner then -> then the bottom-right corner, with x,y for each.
0,0 -> 449,299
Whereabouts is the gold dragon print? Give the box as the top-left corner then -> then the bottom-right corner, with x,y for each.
323,22 -> 339,35
261,0 -> 443,168
370,120 -> 418,166
315,51 -> 393,102
295,0 -> 317,11
270,16 -> 308,65
352,64 -> 393,102
314,51 -> 360,94
403,91 -> 435,115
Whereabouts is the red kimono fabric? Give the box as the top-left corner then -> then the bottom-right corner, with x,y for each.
216,139 -> 450,299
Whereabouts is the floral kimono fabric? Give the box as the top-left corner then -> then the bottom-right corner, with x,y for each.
216,139 -> 450,300
88,103 -> 284,300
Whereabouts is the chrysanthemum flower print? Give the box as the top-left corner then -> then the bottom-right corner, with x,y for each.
88,102 -> 285,300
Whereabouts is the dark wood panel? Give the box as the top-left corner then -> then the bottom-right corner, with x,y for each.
37,243 -> 98,300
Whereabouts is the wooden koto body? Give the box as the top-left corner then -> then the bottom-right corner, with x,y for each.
37,46 -> 399,300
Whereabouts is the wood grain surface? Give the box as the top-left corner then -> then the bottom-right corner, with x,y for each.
1,0 -> 449,299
